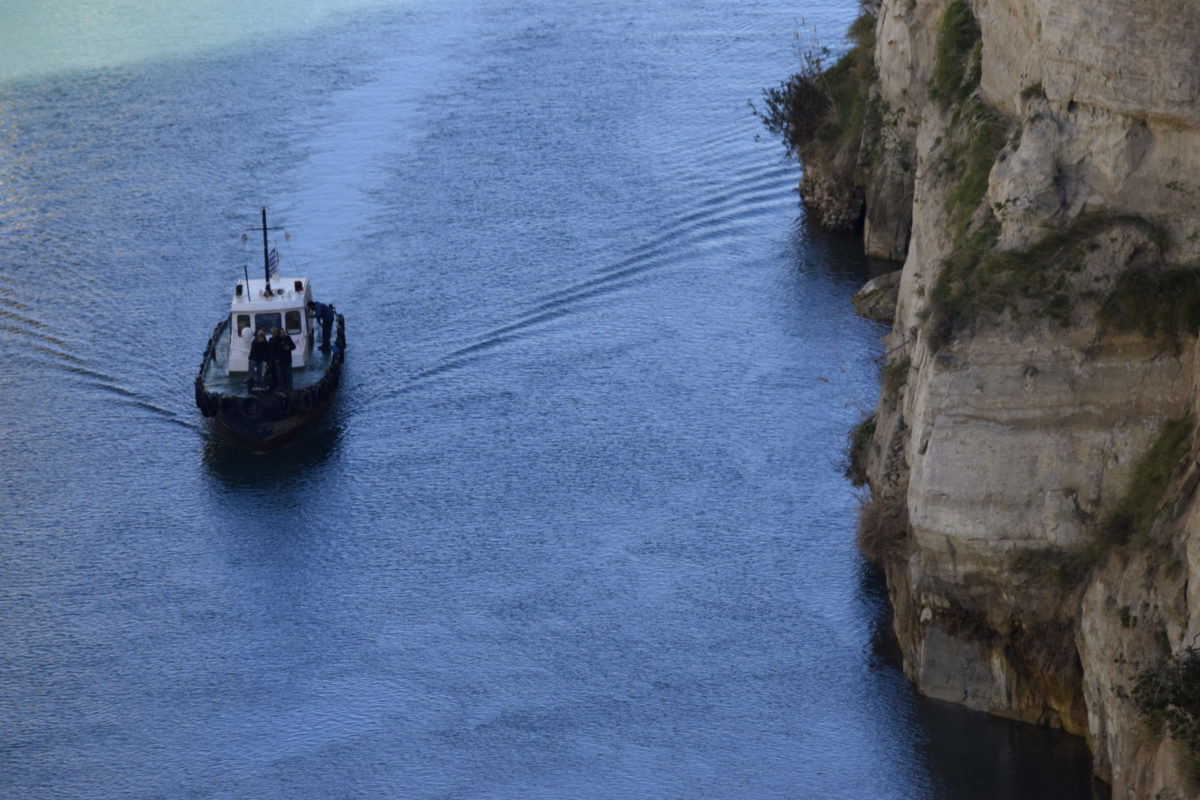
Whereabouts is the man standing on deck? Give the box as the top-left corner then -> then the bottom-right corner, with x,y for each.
308,300 -> 334,351
270,327 -> 296,391
248,327 -> 271,389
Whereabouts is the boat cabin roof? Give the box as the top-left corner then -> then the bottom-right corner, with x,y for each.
232,276 -> 311,314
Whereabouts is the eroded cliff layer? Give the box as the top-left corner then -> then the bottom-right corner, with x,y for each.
845,1 -> 1200,796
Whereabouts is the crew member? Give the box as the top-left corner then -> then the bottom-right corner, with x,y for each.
308,300 -> 334,351
248,327 -> 271,388
270,327 -> 296,391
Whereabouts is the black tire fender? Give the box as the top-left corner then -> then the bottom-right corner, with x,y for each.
219,395 -> 238,417
297,388 -> 314,412
240,396 -> 262,420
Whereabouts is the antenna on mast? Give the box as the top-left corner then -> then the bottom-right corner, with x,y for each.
248,207 -> 285,297
261,207 -> 273,296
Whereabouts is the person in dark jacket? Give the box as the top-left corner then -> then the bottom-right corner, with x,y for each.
270,326 -> 296,391
249,327 -> 271,388
308,300 -> 334,351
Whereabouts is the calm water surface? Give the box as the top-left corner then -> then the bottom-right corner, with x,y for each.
0,1 -> 1101,797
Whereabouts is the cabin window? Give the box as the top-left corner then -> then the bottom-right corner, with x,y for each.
254,312 -> 282,332
285,310 -> 302,334
236,314 -> 251,335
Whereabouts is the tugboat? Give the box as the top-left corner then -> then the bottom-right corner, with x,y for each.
194,208 -> 346,449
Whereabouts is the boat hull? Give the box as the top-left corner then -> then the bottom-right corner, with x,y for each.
208,384 -> 338,448
195,314 -> 346,449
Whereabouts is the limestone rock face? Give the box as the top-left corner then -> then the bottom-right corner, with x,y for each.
976,1 -> 1200,259
857,0 -> 1200,795
858,0 -> 941,260
890,294 -> 1194,739
798,162 -> 864,231
861,140 -> 913,260
1077,548 -> 1193,795
851,269 -> 902,322
987,97 -> 1200,257
979,0 -> 1200,127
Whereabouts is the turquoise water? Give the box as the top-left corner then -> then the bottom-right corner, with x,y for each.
0,1 -> 1100,797
0,1 -> 398,82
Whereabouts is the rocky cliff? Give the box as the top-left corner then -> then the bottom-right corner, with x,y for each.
840,1 -> 1200,796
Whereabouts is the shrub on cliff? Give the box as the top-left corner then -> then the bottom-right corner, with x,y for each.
1132,647 -> 1200,755
752,14 -> 876,168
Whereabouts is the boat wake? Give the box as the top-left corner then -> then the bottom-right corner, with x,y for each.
364,148 -> 795,405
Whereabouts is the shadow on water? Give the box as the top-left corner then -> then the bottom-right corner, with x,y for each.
858,562 -> 1111,800
200,417 -> 344,487
792,212 -> 898,286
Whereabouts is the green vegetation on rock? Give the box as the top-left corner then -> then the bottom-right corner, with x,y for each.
923,2 -> 1017,351
1012,414 -> 1192,594
881,354 -> 910,399
931,0 -> 982,108
752,14 -> 876,168
845,413 -> 876,487
1100,268 -> 1200,341
945,101 -> 1007,240
1133,647 -> 1200,755
1010,545 -> 1088,590
1096,416 -> 1193,552
928,211 -> 1192,352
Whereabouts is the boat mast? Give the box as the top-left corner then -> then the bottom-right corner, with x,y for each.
261,206 -> 273,296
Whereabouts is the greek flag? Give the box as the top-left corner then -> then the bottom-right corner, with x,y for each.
268,246 -> 279,279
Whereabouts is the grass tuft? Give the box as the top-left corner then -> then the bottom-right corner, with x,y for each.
931,0 -> 982,107
845,413 -> 877,487
945,103 -> 1008,240
1094,416 -> 1192,552
1100,268 -> 1200,341
929,215 -> 1178,351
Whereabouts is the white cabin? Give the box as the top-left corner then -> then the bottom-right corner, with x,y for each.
226,275 -> 314,373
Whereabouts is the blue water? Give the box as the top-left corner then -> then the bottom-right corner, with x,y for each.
0,1 -> 1100,797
